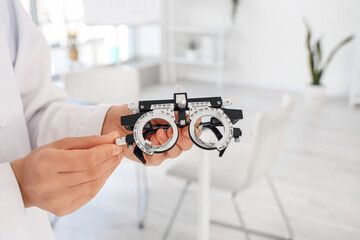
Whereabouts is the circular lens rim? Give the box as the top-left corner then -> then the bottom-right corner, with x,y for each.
188,108 -> 233,151
133,110 -> 179,155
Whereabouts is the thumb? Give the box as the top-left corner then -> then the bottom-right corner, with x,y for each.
51,131 -> 121,150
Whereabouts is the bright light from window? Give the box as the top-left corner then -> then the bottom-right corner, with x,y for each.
118,25 -> 130,61
33,0 -> 133,77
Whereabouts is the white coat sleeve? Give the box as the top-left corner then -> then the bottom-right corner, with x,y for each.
10,0 -> 112,148
0,163 -> 26,229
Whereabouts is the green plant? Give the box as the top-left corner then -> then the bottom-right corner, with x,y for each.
67,31 -> 78,50
304,20 -> 354,86
231,0 -> 240,23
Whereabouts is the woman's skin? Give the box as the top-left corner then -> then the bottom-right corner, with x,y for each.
10,104 -> 194,216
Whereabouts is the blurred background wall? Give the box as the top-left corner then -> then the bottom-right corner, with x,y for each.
158,0 -> 359,96
226,0 -> 359,96
18,0 -> 360,98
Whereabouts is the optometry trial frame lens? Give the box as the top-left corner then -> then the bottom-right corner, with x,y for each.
188,107 -> 233,151
133,109 -> 179,156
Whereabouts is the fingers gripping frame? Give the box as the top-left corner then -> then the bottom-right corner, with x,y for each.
115,92 -> 243,164
134,109 -> 179,156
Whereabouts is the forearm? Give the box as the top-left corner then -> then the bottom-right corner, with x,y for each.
27,102 -> 112,148
101,104 -> 133,136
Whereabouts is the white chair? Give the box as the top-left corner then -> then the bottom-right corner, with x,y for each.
52,65 -> 148,229
163,94 -> 295,240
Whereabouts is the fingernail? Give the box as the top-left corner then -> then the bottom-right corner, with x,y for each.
158,129 -> 167,140
182,128 -> 189,137
168,128 -> 173,137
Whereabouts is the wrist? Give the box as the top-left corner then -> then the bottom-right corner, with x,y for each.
101,104 -> 134,136
10,159 -> 35,208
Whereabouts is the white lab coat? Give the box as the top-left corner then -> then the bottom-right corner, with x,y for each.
0,0 -> 111,239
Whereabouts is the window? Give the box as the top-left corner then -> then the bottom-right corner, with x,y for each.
23,0 -> 133,77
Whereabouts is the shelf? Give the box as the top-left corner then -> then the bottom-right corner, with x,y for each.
169,57 -> 223,67
50,39 -> 104,50
167,25 -> 229,35
163,0 -> 228,85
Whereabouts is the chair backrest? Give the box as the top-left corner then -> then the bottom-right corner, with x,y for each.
244,94 -> 294,187
64,65 -> 140,105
